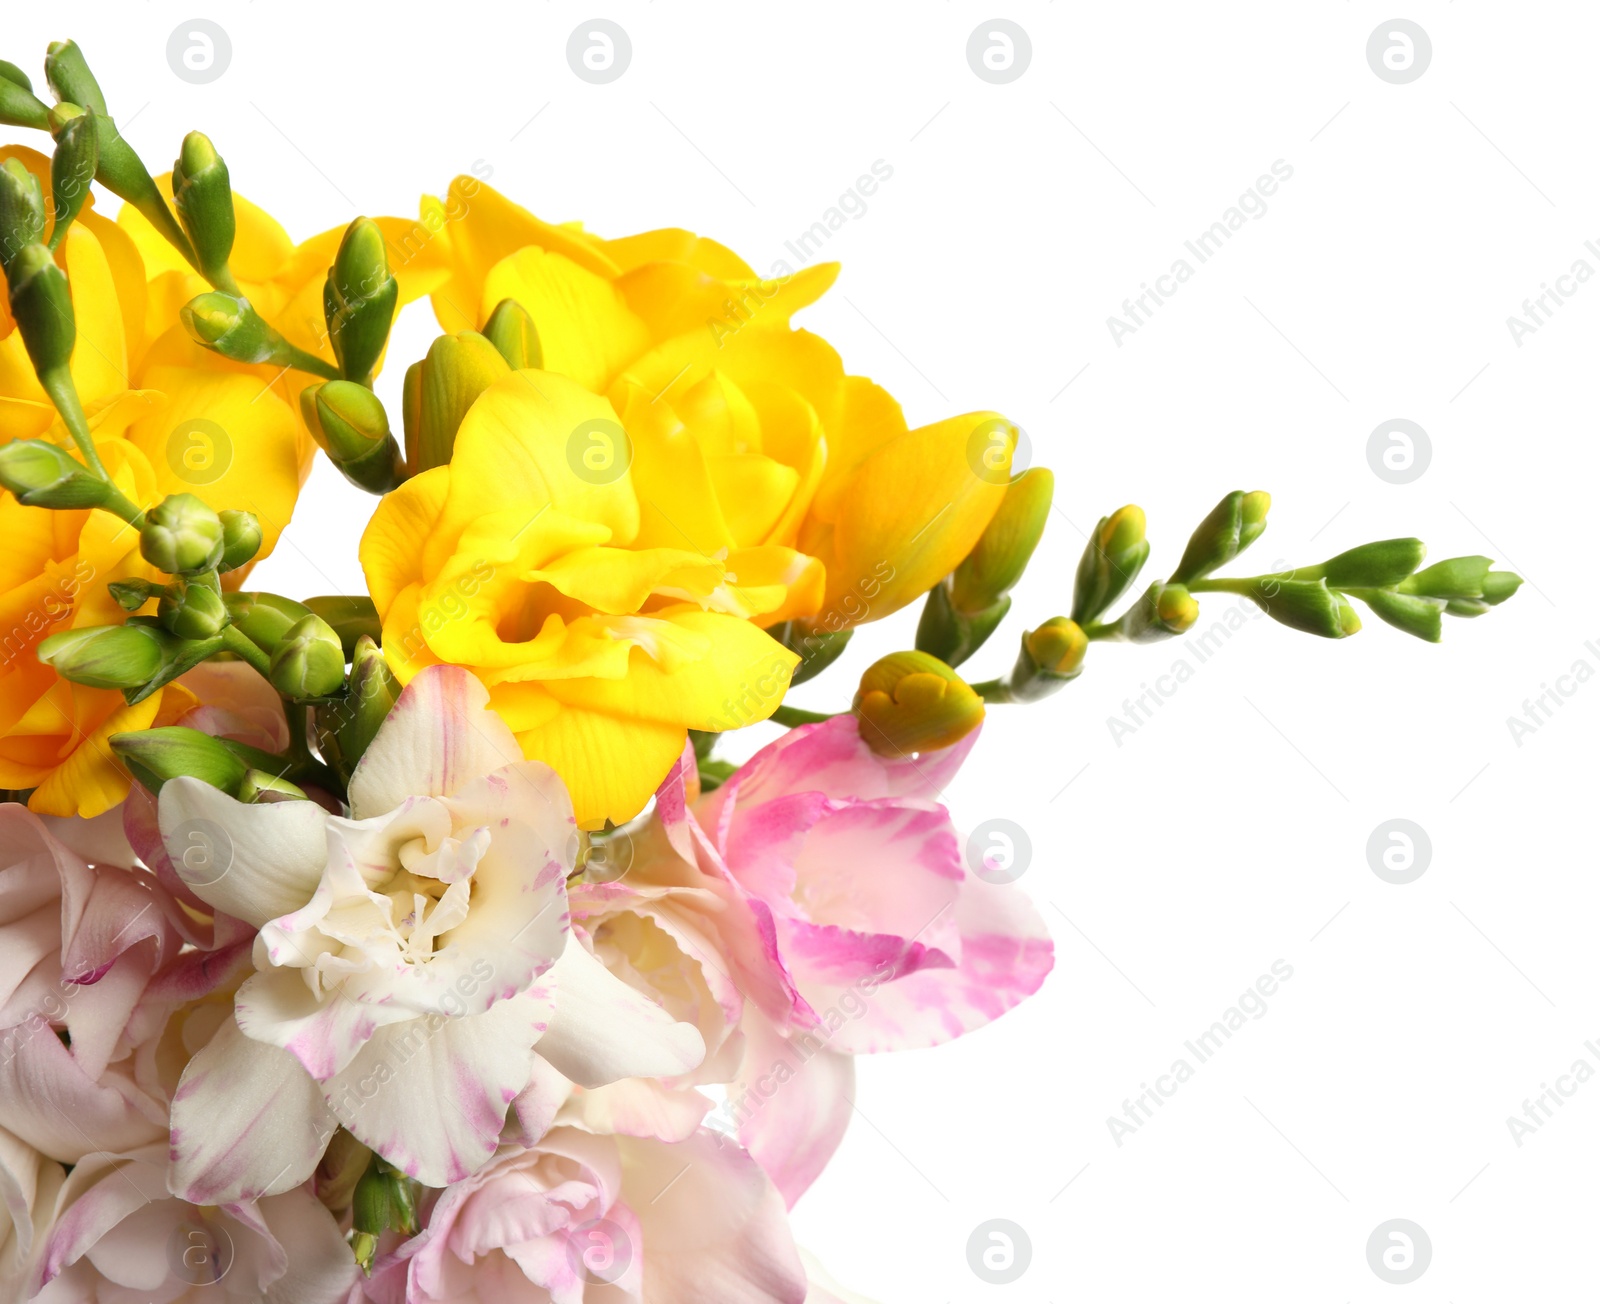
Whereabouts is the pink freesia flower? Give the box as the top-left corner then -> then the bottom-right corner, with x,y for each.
649,718 -> 1053,1204
27,1143 -> 354,1304
362,1127 -> 807,1304
158,667 -> 705,1205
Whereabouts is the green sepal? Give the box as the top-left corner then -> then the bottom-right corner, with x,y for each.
1304,538 -> 1427,589
483,297 -> 541,369
1353,588 -> 1442,642
47,107 -> 97,252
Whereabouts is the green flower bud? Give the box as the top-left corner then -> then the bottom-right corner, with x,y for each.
410,330 -> 509,472
1112,581 -> 1200,643
107,578 -> 163,612
324,217 -> 397,385
853,650 -> 985,756
1,158 -> 46,272
157,577 -> 229,640
224,591 -> 317,653
483,297 -> 542,370
915,581 -> 1009,669
37,622 -> 168,689
1397,555 -> 1492,600
1072,504 -> 1150,626
108,725 -> 253,795
237,769 -> 307,804
1481,570 -> 1522,606
217,509 -> 262,572
1306,538 -> 1427,589
0,438 -> 108,509
351,1155 -> 419,1275
314,635 -> 398,780
6,242 -> 76,377
300,381 -> 405,493
1170,489 -> 1271,584
47,108 -> 97,252
1355,589 -> 1443,642
950,467 -> 1054,615
180,291 -> 278,364
1246,578 -> 1360,639
142,493 -> 224,574
44,41 -> 107,114
401,358 -> 423,471
0,68 -> 49,132
1001,616 -> 1088,704
303,595 -> 381,657
171,131 -> 236,289
269,614 -> 346,699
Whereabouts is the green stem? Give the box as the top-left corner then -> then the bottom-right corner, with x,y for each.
281,342 -> 341,381
220,625 -> 272,677
970,678 -> 1016,705
38,366 -> 144,525
1188,577 -> 1257,596
771,704 -> 836,728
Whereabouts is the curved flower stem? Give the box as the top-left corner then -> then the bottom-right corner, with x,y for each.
219,626 -> 272,678
771,704 -> 836,728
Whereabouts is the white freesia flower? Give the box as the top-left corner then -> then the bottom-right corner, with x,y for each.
157,667 -> 705,1204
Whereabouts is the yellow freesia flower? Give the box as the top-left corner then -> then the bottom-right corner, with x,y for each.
0,146 -> 303,815
360,368 -> 798,829
418,176 -> 1018,631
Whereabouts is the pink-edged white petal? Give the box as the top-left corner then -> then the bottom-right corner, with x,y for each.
802,873 -> 1053,1054
728,1008 -> 853,1208
535,941 -> 705,1088
322,985 -> 553,1186
157,777 -> 328,926
347,665 -> 522,819
234,964 -> 389,1082
558,1076 -> 713,1144
29,1143 -> 169,1295
252,1187 -> 361,1304
168,1015 -> 334,1205
618,1129 -> 807,1304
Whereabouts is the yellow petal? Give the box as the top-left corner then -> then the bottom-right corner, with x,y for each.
27,686 -> 165,818
360,465 -> 451,614
810,412 -> 1015,624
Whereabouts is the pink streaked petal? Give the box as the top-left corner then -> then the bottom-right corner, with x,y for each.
347,665 -> 523,820
235,965 -> 388,1082
729,1009 -> 854,1209
0,1033 -> 163,1163
777,917 -> 956,988
30,1143 -> 168,1293
323,986 -> 552,1186
558,1076 -> 713,1144
808,875 -> 1054,1054
169,1015 -> 334,1205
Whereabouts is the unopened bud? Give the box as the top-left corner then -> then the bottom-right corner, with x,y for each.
1171,489 -> 1271,584
37,622 -> 168,689
107,578 -> 162,612
1308,538 -> 1427,589
300,381 -> 405,494
269,614 -> 346,699
1481,570 -> 1522,606
1002,616 -> 1088,704
180,291 -> 278,364
218,509 -> 262,572
1357,589 -> 1443,642
1397,556 -> 1491,600
0,63 -> 49,132
141,493 -> 224,574
44,41 -> 106,114
108,725 -> 252,795
303,595 -> 381,657
0,438 -> 107,509
1072,504 -> 1149,626
853,650 -> 985,756
0,158 -> 45,272
1246,578 -> 1360,639
315,635 -> 398,780
325,217 -> 397,385
171,131 -> 236,288
351,1155 -> 419,1275
6,243 -> 76,376
1112,581 -> 1199,643
411,330 -> 509,472
224,591 -> 317,653
47,108 -> 97,252
157,577 -> 229,640
483,297 -> 542,370
950,467 -> 1053,615
237,770 -> 307,804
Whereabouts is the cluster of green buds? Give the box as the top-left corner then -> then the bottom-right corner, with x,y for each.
349,1154 -> 420,1274
108,724 -> 310,804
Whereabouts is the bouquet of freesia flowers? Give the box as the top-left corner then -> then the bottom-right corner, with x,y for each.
0,38 -> 1522,1304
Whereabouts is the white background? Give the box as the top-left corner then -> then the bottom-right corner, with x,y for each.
11,2 -> 1597,1299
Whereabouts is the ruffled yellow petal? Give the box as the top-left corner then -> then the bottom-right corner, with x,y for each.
26,686 -> 164,818
360,465 -> 451,614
